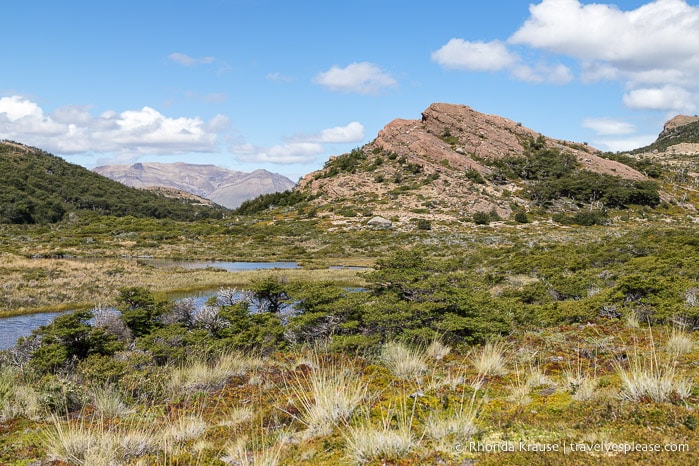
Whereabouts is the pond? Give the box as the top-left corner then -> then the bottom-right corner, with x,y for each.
0,311 -> 64,351
0,261 -> 299,351
139,260 -> 299,271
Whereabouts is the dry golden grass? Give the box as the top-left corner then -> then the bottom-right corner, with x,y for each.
285,352 -> 368,439
471,340 -> 509,377
0,367 -> 41,421
0,253 -> 364,317
43,415 -> 159,465
344,404 -> 415,464
615,329 -> 693,402
4,322 -> 696,465
169,350 -> 265,393
380,341 -> 428,382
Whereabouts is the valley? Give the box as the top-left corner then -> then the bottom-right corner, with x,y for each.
0,104 -> 698,465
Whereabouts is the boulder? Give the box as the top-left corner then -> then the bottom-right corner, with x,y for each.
367,216 -> 392,229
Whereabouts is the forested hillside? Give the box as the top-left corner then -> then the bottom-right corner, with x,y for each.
0,141 -> 229,224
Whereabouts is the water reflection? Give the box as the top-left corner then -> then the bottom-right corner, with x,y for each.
0,312 -> 63,350
140,260 -> 299,271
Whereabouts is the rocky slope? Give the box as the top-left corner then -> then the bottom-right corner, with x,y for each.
93,162 -> 295,209
299,103 -> 649,224
632,115 -> 699,158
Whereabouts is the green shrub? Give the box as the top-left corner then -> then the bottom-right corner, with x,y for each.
29,310 -> 124,374
514,211 -> 529,223
116,287 -> 171,338
415,219 -> 432,230
472,212 -> 490,225
465,168 -> 485,184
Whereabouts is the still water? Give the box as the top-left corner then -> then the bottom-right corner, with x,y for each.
0,261 -> 299,351
0,312 -> 64,350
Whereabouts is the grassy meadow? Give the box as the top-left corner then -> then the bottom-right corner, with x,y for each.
1,201 -> 699,464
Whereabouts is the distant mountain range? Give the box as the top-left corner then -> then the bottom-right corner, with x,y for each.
92,162 -> 296,209
0,141 -> 229,224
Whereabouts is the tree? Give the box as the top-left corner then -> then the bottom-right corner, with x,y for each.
247,276 -> 290,314
116,287 -> 170,337
30,310 -> 123,374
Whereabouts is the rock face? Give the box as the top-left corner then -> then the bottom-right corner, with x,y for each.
299,103 -> 647,223
373,103 -> 643,180
93,162 -> 296,209
660,115 -> 699,138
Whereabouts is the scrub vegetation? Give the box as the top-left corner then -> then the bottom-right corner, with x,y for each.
1,136 -> 699,464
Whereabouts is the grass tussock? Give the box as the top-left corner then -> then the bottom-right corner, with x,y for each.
564,358 -> 599,401
615,329 -> 693,403
222,434 -> 286,466
286,352 -> 368,438
424,382 -> 480,450
90,385 -> 132,419
425,339 -> 451,361
380,341 -> 427,382
43,415 -> 158,465
344,404 -> 415,464
169,350 -> 264,393
472,340 -> 508,377
665,326 -> 695,355
0,368 -> 41,420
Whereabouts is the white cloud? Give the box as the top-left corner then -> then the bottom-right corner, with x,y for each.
509,0 -> 699,67
511,62 -> 573,84
314,62 -> 397,95
234,122 -> 365,165
623,85 -> 696,112
0,96 -> 224,155
233,142 -> 324,164
168,52 -> 215,66
431,39 -> 518,71
290,122 -> 365,144
593,135 -> 658,152
509,0 -> 699,112
582,117 -> 636,135
431,38 -> 571,85
0,96 -> 44,121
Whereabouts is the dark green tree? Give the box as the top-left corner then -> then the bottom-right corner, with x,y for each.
29,310 -> 123,374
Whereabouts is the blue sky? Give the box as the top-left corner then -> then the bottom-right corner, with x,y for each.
2,0 -> 699,181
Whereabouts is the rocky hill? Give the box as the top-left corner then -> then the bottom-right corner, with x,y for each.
298,103 -> 656,225
632,114 -> 699,158
93,162 -> 296,209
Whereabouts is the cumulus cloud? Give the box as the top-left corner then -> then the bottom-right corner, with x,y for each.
593,135 -> 658,152
431,1 -> 699,111
510,0 -> 699,67
233,142 -> 324,164
511,62 -> 573,84
233,122 -> 364,164
289,122 -> 365,144
509,0 -> 699,112
168,52 -> 215,66
431,39 -> 518,72
431,38 -> 571,84
0,96 -> 225,156
623,85 -> 696,113
582,117 -> 636,136
582,116 -> 657,152
314,62 -> 397,95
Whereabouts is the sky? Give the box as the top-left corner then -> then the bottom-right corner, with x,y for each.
2,0 -> 699,182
